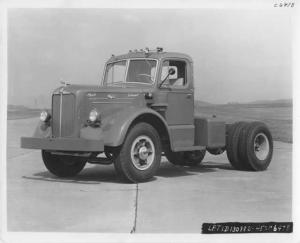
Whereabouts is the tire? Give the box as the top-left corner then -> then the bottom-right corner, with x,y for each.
238,122 -> 273,171
42,151 -> 86,177
165,150 -> 206,166
226,122 -> 249,170
113,123 -> 162,183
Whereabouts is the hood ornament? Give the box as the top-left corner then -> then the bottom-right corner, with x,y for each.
57,87 -> 70,95
55,79 -> 71,95
60,78 -> 70,86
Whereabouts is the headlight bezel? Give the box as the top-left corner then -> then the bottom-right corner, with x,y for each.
88,108 -> 101,127
40,110 -> 51,122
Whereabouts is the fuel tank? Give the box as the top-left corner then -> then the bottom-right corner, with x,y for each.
194,116 -> 226,148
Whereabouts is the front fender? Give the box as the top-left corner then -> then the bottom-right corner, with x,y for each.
80,106 -> 169,147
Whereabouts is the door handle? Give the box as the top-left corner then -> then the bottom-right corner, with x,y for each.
186,94 -> 192,99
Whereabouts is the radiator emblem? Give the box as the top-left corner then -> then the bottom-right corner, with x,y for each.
87,93 -> 96,97
107,94 -> 116,99
128,93 -> 139,97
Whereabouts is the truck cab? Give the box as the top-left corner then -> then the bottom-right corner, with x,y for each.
21,47 -> 273,182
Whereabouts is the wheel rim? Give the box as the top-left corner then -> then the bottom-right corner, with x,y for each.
253,133 -> 270,160
130,135 -> 155,171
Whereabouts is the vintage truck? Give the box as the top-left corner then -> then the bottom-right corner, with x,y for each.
21,47 -> 273,182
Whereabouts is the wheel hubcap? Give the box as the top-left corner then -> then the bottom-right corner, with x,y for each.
131,135 -> 155,170
253,133 -> 270,160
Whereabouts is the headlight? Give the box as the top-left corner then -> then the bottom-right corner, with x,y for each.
88,109 -> 100,123
40,110 -> 51,122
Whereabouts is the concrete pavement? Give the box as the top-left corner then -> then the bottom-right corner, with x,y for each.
6,118 -> 292,233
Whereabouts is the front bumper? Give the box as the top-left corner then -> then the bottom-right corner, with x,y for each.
21,137 -> 104,152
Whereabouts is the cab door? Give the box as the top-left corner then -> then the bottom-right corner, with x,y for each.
158,59 -> 195,148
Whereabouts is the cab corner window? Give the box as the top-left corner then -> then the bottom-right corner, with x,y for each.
160,60 -> 187,88
105,60 -> 127,85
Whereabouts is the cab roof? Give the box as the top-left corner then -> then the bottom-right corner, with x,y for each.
106,48 -> 193,63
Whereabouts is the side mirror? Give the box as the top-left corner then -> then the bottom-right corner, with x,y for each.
159,67 -> 176,89
168,68 -> 176,75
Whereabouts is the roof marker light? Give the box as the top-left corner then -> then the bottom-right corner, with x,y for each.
156,47 -> 163,52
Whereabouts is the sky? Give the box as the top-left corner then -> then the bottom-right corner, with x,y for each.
8,8 -> 292,108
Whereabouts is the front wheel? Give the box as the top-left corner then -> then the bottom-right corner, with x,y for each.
42,151 -> 86,177
114,123 -> 162,183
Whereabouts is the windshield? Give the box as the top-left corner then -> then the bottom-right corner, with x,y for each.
103,59 -> 157,86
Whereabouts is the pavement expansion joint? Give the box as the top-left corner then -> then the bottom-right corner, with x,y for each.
130,183 -> 139,233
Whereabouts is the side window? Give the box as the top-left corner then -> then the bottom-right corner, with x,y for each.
160,60 -> 187,88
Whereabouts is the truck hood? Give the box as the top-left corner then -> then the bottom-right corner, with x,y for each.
53,84 -> 154,95
52,85 -> 155,124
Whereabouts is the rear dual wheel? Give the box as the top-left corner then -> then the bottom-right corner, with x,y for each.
226,122 -> 273,171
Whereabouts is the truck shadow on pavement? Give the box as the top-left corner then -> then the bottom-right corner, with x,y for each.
22,160 -> 234,184
156,160 -> 234,178
22,165 -> 122,184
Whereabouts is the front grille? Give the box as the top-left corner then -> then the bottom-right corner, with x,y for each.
52,94 -> 75,137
